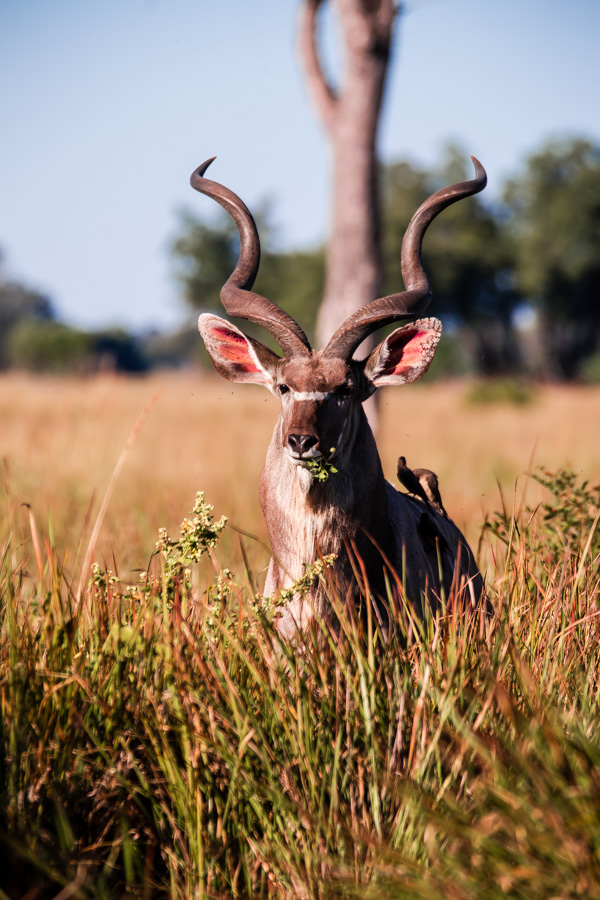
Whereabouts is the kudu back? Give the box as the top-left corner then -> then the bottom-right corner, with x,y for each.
193,157 -> 486,636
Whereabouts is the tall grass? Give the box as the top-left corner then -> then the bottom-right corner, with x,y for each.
1,467 -> 599,898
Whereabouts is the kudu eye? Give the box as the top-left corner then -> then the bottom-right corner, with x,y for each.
278,384 -> 290,396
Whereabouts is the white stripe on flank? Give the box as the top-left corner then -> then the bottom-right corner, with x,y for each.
292,390 -> 331,401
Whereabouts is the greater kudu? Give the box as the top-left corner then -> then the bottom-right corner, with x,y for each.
192,157 -> 486,636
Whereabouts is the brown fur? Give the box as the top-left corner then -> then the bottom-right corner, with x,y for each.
198,316 -> 484,636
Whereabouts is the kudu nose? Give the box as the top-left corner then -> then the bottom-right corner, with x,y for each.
287,433 -> 318,457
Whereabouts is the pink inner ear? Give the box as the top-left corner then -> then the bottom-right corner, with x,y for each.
209,326 -> 261,374
388,329 -> 428,375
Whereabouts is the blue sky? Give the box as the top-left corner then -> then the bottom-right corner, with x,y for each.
1,0 -> 598,332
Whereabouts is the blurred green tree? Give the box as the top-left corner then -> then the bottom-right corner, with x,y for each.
171,207 -> 324,348
8,319 -> 92,373
503,137 -> 600,380
0,269 -> 55,368
0,253 -> 149,374
170,209 -> 239,315
8,321 -> 149,374
382,145 -> 521,375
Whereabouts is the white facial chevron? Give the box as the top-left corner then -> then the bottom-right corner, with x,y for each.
290,390 -> 332,401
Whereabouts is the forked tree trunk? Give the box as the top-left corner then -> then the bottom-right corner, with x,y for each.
299,0 -> 398,350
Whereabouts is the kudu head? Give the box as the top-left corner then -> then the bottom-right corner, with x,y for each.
193,157 -> 486,470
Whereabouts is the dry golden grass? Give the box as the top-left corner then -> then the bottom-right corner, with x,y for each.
1,371 -> 599,580
378,380 -> 600,540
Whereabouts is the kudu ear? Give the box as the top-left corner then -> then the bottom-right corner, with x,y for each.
363,318 -> 442,388
198,314 -> 280,385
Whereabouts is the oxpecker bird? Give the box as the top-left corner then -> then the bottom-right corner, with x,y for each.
396,456 -> 432,509
397,457 -> 449,517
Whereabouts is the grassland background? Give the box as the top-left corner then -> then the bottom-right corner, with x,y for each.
2,371 -> 599,582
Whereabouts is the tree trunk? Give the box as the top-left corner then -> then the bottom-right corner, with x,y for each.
299,0 -> 398,351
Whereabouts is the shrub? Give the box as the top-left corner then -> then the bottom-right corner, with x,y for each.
465,377 -> 535,406
8,319 -> 93,373
7,320 -> 149,374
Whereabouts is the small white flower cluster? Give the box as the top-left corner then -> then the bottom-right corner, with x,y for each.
156,492 -> 228,573
278,554 -> 337,605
